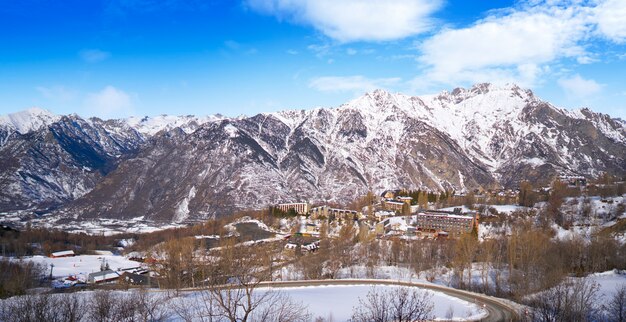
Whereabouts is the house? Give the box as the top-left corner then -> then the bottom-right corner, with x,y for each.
302,241 -> 320,252
93,250 -> 113,256
87,270 -> 120,284
380,189 -> 401,199
50,250 -> 75,258
380,216 -> 410,236
119,266 -> 149,275
374,210 -> 395,221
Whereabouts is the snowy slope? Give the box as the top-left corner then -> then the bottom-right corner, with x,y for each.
0,107 -> 60,134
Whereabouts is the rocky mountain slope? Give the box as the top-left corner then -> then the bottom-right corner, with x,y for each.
1,84 -> 624,221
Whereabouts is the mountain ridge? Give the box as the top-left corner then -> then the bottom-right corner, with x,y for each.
1,83 -> 624,222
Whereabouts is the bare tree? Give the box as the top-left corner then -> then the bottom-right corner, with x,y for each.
351,287 -> 433,322
606,285 -> 626,322
518,181 -> 536,207
0,294 -> 60,322
528,278 -> 599,322
135,288 -> 169,322
249,291 -> 311,322
452,232 -> 478,289
89,290 -> 117,322
199,238 -> 310,322
57,293 -> 86,322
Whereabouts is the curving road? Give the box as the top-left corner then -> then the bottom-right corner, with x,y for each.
256,279 -> 521,322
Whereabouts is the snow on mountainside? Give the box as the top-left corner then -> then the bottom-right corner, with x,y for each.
125,114 -> 224,135
0,107 -> 60,134
0,83 -> 624,222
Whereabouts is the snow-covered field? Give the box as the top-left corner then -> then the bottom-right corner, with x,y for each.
587,270 -> 626,307
260,285 -> 487,321
17,255 -> 143,278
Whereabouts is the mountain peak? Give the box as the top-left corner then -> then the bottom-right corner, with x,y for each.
0,107 -> 60,134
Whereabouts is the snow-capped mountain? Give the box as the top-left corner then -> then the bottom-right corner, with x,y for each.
1,84 -> 624,221
0,108 -> 61,147
125,114 -> 224,136
0,107 -> 60,134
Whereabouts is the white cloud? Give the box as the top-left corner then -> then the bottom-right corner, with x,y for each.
418,2 -> 593,87
594,0 -> 626,43
246,0 -> 442,42
84,86 -> 133,118
309,75 -> 401,93
558,74 -> 602,98
411,0 -> 626,89
79,49 -> 111,63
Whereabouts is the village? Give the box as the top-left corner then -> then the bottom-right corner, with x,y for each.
1,174 -> 624,321
19,174 -> 602,290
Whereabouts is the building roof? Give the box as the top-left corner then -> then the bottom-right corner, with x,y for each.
51,250 -> 75,257
88,270 -> 120,282
417,212 -> 474,220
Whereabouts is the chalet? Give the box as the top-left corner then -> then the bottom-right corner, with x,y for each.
50,250 -> 75,258
276,202 -> 310,215
87,270 -> 120,284
380,189 -> 401,199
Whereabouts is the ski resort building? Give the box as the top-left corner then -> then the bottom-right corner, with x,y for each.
414,211 -> 477,235
376,208 -> 478,238
87,270 -> 120,284
309,206 -> 361,220
276,202 -> 310,215
382,199 -> 406,212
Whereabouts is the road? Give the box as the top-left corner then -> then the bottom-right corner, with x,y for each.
256,279 -> 521,322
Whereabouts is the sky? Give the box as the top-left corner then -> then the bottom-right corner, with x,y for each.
1,0 -> 625,119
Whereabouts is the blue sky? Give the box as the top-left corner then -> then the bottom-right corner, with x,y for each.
1,0 -> 625,119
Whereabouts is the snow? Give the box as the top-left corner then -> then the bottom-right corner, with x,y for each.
18,255 -> 144,279
174,186 -> 196,223
523,157 -> 545,166
438,205 -> 473,213
588,270 -> 626,303
487,205 -> 529,214
530,270 -> 626,316
125,114 -> 222,135
224,124 -> 239,137
259,284 -> 487,321
0,107 -> 60,134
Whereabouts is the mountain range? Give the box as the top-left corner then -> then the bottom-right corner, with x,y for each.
1,83 -> 624,222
